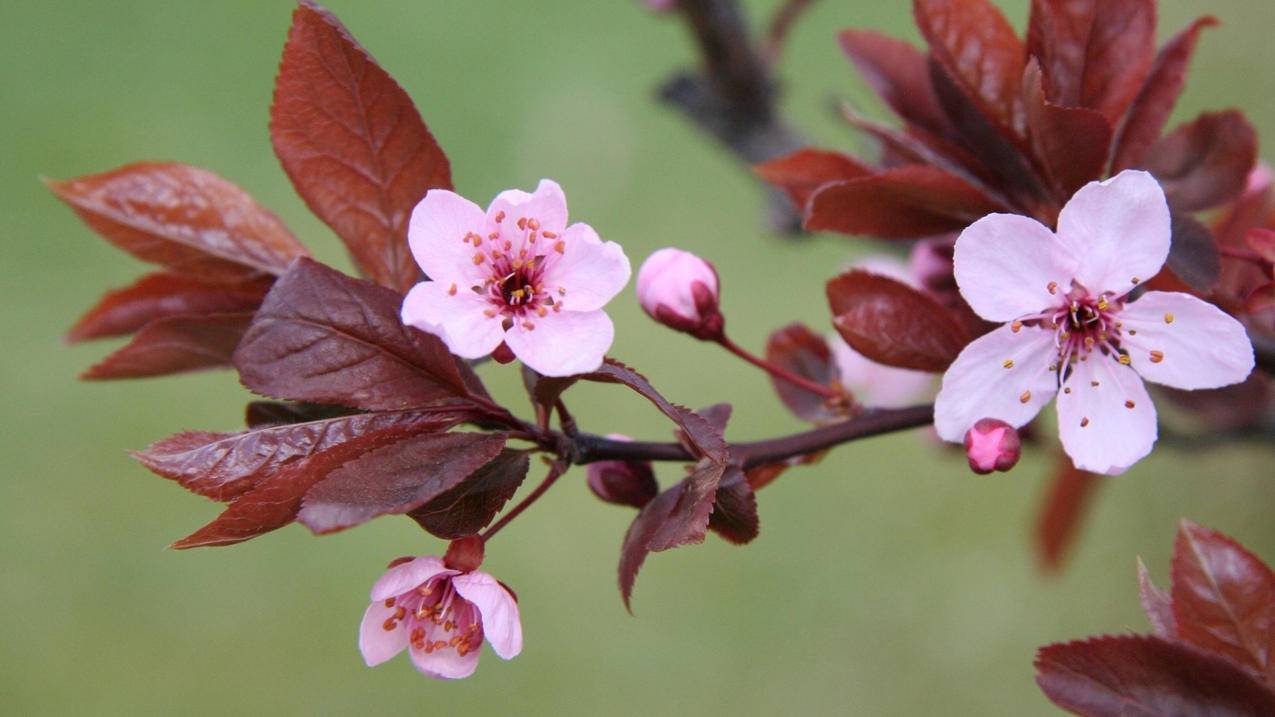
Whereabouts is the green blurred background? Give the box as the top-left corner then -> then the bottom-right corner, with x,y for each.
2,1 -> 1272,714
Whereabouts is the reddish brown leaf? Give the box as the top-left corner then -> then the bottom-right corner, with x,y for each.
1112,16 -> 1218,172
1145,111 -> 1259,212
707,467 -> 758,545
1166,212 -> 1222,294
1026,0 -> 1156,122
171,424 -> 426,549
271,1 -> 451,294
1035,635 -> 1275,716
409,450 -> 531,539
233,258 -> 479,411
765,323 -> 842,423
135,407 -> 471,502
913,0 -> 1025,133
619,481 -> 683,611
827,270 -> 969,372
754,149 -> 871,209
1138,558 -> 1176,638
806,165 -> 999,239
837,30 -> 954,138
243,401 -> 357,429
81,312 -> 253,380
1022,60 -> 1112,198
1171,520 -> 1275,683
1034,454 -> 1102,572
298,431 -> 506,534
68,273 -> 273,342
47,163 -> 307,282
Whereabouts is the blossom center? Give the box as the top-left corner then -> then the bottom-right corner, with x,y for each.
1035,289 -> 1128,377
459,212 -> 569,330
382,576 -> 483,657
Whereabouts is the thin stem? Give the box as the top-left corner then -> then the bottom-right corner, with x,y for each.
716,333 -> 840,399
481,460 -> 567,541
762,0 -> 815,65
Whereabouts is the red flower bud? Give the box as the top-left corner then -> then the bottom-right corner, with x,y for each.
636,248 -> 723,339
443,535 -> 485,572
963,418 -> 1021,475
585,435 -> 658,508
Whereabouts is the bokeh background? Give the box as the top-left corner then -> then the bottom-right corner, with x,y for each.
2,1 -> 1273,714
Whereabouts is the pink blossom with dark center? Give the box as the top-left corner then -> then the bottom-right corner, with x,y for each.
401,180 -> 631,377
935,171 -> 1254,474
359,556 -> 521,680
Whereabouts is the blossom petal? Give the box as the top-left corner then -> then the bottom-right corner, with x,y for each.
505,309 -> 613,377
1119,291 -> 1255,389
408,190 -> 488,285
829,336 -> 933,408
359,601 -> 408,666
540,223 -> 631,312
953,213 -> 1078,322
1056,170 -> 1170,296
401,282 -> 505,360
453,571 -> 523,660
1056,356 -> 1157,475
934,324 -> 1060,441
409,639 -> 481,680
487,179 -> 569,236
370,556 -> 452,602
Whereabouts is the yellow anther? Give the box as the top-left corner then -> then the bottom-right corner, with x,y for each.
1002,359 -> 1014,369
1118,354 -> 1131,365
1150,350 -> 1164,364
1011,321 -> 1022,333
1125,400 -> 1136,409
1164,313 -> 1174,324
448,283 -> 457,296
1080,417 -> 1090,427
1019,390 -> 1031,404
1047,281 -> 1058,295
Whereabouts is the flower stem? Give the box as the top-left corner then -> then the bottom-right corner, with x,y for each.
715,333 -> 840,399
481,460 -> 567,542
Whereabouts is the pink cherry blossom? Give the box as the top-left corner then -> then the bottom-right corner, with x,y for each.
934,170 -> 1254,475
359,555 -> 522,680
636,247 -> 721,335
963,418 -> 1021,475
401,180 -> 631,377
828,255 -> 934,408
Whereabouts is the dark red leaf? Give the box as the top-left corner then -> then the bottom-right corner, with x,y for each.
618,457 -> 729,610
1022,60 -> 1112,198
47,163 -> 307,282
233,258 -> 480,411
271,1 -> 451,294
135,407 -> 471,502
1171,520 -> 1275,683
170,424 -> 426,549
707,467 -> 758,545
836,29 -> 955,138
68,273 -> 273,342
806,165 -> 1000,239
745,450 -> 827,491
693,403 -> 732,436
1035,635 -> 1275,716
81,312 -> 253,380
409,450 -> 531,539
1166,212 -> 1222,293
1034,454 -> 1103,572
754,149 -> 872,209
1138,557 -> 1176,638
298,431 -> 506,534
765,323 -> 843,423
1026,0 -> 1156,122
243,401 -> 357,429
1145,111 -> 1259,212
913,0 -> 1025,133
827,270 -> 969,372
1111,16 -> 1218,172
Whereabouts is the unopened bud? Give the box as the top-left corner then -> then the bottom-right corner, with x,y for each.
636,248 -> 723,339
908,236 -> 956,295
443,535 -> 485,572
963,418 -> 1021,475
586,435 -> 658,508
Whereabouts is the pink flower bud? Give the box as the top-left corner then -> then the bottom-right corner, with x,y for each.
444,535 -> 485,573
636,248 -> 722,338
963,418 -> 1021,475
586,435 -> 658,508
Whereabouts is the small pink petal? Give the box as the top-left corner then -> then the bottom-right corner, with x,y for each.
370,556 -> 451,602
1118,291 -> 1254,390
487,179 -> 569,236
541,222 -> 631,312
635,248 -> 719,322
402,282 -> 505,359
504,309 -> 614,377
829,335 -> 933,408
953,213 -> 1078,322
359,601 -> 409,666
453,571 -> 523,660
408,638 -> 481,680
933,324 -> 1060,441
408,189 -> 489,286
1055,357 -> 1157,475
1056,170 -> 1170,296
